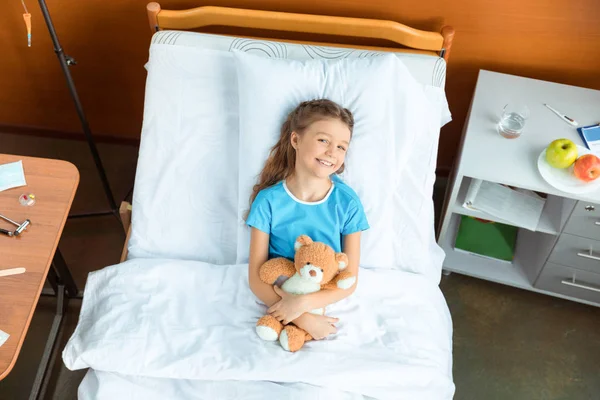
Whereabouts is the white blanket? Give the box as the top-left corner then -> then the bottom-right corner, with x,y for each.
63,259 -> 454,399
79,370 -> 373,400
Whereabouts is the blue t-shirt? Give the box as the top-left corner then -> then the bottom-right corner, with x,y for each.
246,176 -> 369,260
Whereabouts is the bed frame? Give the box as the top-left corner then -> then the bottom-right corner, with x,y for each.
146,3 -> 454,61
119,3 -> 455,262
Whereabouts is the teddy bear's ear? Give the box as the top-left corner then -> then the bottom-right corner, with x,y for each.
335,253 -> 349,270
294,235 -> 313,251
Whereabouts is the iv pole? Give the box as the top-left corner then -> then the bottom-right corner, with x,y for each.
36,0 -> 120,220
24,3 -> 121,398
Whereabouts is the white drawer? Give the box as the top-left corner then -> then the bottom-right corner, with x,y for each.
563,200 -> 600,241
535,262 -> 600,305
548,233 -> 600,274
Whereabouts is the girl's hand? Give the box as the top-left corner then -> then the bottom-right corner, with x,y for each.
268,286 -> 310,325
295,314 -> 339,340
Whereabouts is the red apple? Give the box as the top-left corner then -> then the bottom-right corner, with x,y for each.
574,154 -> 600,182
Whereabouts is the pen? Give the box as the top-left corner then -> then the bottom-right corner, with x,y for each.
544,104 -> 579,127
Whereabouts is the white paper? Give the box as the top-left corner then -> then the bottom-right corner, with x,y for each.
588,141 -> 600,155
0,329 -> 9,348
463,179 -> 546,231
0,161 -> 26,192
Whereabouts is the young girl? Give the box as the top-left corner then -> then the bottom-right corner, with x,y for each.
247,99 -> 369,341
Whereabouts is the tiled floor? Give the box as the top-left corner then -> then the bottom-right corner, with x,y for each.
0,132 -> 599,400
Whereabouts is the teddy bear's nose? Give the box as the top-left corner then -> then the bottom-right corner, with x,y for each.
309,270 -> 316,277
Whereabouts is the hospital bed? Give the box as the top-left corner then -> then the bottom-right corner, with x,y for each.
62,4 -> 456,399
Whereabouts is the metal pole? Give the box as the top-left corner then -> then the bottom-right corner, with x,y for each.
51,249 -> 79,297
37,0 -> 119,215
29,283 -> 66,400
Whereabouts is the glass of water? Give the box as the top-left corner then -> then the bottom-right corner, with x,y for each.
497,103 -> 529,139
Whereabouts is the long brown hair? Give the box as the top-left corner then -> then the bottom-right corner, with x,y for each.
248,99 -> 354,209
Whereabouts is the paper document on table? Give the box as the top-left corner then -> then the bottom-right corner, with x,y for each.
463,179 -> 546,231
0,160 -> 26,192
0,329 -> 8,348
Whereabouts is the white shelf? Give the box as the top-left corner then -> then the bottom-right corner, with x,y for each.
440,213 -> 600,307
452,176 -> 561,235
440,213 -> 533,290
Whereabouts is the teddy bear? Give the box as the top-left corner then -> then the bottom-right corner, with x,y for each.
255,234 -> 357,352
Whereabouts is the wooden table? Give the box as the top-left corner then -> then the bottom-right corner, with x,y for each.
0,154 -> 79,398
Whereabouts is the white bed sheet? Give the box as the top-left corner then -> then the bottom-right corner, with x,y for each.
79,370 -> 370,400
64,259 -> 454,399
89,30 -> 453,399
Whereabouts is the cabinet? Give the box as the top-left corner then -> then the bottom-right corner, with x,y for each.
438,70 -> 600,307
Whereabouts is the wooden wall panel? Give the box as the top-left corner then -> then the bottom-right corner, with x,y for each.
1,0 -> 599,170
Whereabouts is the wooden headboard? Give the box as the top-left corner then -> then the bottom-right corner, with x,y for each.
145,3 -> 455,62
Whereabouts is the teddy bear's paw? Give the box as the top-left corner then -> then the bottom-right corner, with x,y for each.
256,325 -> 280,341
256,315 -> 283,341
337,276 -> 357,290
280,325 -> 306,352
279,329 -> 291,351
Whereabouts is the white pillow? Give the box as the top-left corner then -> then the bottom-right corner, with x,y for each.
233,50 -> 438,270
128,45 -> 239,264
390,86 -> 450,283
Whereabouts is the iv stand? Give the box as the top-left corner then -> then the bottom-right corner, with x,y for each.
26,3 -> 121,398
37,0 -> 119,220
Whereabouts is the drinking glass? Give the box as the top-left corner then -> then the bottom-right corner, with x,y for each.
498,103 -> 529,139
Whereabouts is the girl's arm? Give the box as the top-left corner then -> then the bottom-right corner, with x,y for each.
248,227 -> 281,307
248,227 -> 328,332
270,232 -> 361,317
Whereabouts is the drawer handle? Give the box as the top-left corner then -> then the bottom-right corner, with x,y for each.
576,251 -> 600,261
561,277 -> 600,293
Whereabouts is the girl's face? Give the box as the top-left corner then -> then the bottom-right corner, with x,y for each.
291,118 -> 351,179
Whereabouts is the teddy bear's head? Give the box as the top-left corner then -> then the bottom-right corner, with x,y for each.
293,235 -> 349,285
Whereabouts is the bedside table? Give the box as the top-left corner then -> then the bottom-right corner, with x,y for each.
438,70 -> 600,307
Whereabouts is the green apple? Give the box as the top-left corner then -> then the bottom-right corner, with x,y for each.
546,139 -> 578,169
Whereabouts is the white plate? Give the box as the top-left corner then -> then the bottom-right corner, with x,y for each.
538,145 -> 600,194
